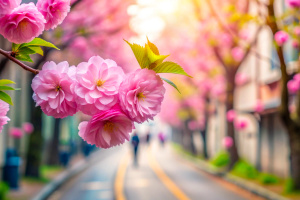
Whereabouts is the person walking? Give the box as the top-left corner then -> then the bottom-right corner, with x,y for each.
131,132 -> 140,166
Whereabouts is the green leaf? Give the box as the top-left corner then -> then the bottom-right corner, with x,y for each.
161,77 -> 181,94
124,40 -> 150,69
153,61 -> 192,77
147,37 -> 160,55
15,54 -> 33,62
28,46 -> 44,56
12,43 -> 21,52
19,38 -> 59,50
0,86 -> 15,91
0,79 -> 15,85
146,45 -> 169,69
0,91 -> 13,105
17,47 -> 36,55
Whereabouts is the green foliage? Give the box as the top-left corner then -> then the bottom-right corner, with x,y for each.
12,38 -> 59,62
231,160 -> 258,179
284,178 -> 295,193
210,151 -> 230,167
125,38 -> 192,93
0,79 -> 17,105
161,78 -> 181,94
0,182 -> 9,200
152,61 -> 191,77
259,173 -> 280,185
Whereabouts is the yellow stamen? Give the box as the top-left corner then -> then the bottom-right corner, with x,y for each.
56,85 -> 61,91
137,92 -> 146,101
104,121 -> 114,132
96,79 -> 105,87
18,21 -> 28,32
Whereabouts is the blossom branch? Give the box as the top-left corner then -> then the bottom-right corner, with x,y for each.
0,48 -> 39,74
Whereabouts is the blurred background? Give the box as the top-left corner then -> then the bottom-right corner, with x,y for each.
0,0 -> 300,199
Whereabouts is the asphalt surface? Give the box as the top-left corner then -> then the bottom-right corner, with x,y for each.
47,141 -> 261,200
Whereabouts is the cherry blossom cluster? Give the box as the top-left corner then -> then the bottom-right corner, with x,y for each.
274,27 -> 300,48
288,73 -> 300,94
0,0 -> 70,44
31,56 -> 166,148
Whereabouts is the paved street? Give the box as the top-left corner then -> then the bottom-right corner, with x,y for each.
47,141 -> 263,200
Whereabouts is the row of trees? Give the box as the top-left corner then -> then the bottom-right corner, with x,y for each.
158,0 -> 300,191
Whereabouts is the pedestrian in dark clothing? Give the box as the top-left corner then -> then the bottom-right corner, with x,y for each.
131,133 -> 140,166
146,131 -> 151,145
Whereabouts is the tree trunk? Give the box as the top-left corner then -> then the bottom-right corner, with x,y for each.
25,73 -> 43,177
226,70 -> 239,170
25,106 -> 43,177
287,126 -> 300,190
200,129 -> 208,159
46,118 -> 61,165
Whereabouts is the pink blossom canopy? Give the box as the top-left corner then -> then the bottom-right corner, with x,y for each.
286,0 -> 300,7
32,61 -> 77,118
9,127 -> 22,138
0,100 -> 10,133
234,119 -> 248,131
78,105 -> 134,149
274,31 -> 289,46
226,110 -> 236,122
119,68 -> 166,123
37,0 -> 70,30
0,3 -> 45,44
22,122 -> 34,134
0,0 -> 21,17
222,136 -> 233,149
75,56 -> 125,116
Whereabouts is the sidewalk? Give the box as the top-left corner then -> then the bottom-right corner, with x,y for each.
7,151 -> 99,200
171,144 -> 293,200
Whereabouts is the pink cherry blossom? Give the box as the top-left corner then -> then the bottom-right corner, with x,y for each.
286,0 -> 300,7
254,100 -> 264,113
0,3 -> 45,44
32,61 -> 77,118
235,72 -> 249,86
226,109 -> 236,122
0,0 -> 21,17
9,127 -> 22,138
188,120 -> 199,131
22,122 -> 34,134
75,56 -> 125,116
231,47 -> 245,62
222,136 -> 233,149
294,27 -> 300,35
294,73 -> 300,83
274,31 -> 289,46
0,100 -> 10,133
234,119 -> 248,131
292,40 -> 299,48
37,0 -> 70,30
119,68 -> 165,123
78,105 -> 134,149
287,79 -> 299,94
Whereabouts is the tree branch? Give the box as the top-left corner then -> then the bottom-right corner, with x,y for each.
0,48 -> 39,74
205,0 -> 280,67
266,1 -> 292,127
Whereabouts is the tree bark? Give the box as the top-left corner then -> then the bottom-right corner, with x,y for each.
25,95 -> 43,177
46,118 -> 61,165
200,129 -> 208,159
226,70 -> 239,169
289,127 -> 300,189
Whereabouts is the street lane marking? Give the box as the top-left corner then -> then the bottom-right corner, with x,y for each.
114,151 -> 129,200
148,147 -> 191,200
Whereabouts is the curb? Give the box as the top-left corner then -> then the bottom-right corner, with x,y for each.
32,151 -> 100,200
172,147 -> 290,200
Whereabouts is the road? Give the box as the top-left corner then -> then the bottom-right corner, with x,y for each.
47,141 -> 263,200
